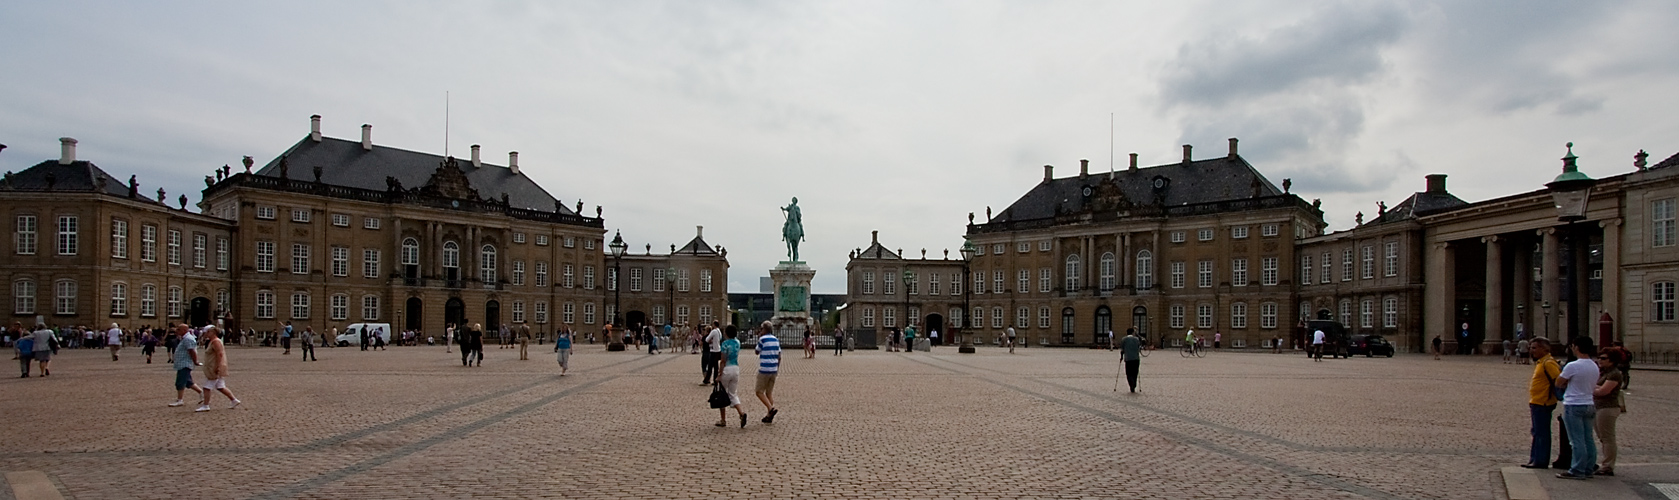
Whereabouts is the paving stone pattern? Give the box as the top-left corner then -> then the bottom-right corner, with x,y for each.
3,345 -> 1677,499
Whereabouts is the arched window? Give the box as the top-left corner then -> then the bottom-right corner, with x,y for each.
110,282 -> 127,316
1065,255 -> 1081,291
442,241 -> 460,281
480,244 -> 497,283
13,279 -> 35,314
1230,302 -> 1247,329
1099,252 -> 1115,291
1135,250 -> 1153,290
55,279 -> 77,315
1060,307 -> 1076,343
401,238 -> 419,265
1339,299 -> 1352,326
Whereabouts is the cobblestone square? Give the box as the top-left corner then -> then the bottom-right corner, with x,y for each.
3,344 -> 1677,499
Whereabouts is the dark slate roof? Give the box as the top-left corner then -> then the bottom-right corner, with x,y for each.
854,241 -> 901,260
1654,150 -> 1679,171
675,235 -> 718,255
1369,189 -> 1467,225
256,136 -> 573,214
991,155 -> 1282,222
2,160 -> 156,202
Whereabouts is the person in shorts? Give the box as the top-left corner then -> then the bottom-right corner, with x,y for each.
169,328 -> 203,408
754,322 -> 782,423
196,326 -> 241,411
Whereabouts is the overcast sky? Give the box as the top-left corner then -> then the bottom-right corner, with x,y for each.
4,1 -> 1677,294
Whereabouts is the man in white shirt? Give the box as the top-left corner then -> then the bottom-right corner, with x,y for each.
1311,329 -> 1326,362
1554,337 -> 1601,479
701,321 -> 723,385
107,323 -> 123,361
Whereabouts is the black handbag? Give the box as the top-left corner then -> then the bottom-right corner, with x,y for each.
708,382 -> 731,409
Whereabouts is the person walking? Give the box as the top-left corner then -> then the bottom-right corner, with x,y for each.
30,323 -> 54,376
299,327 -> 317,361
519,323 -> 532,360
1120,327 -> 1142,393
701,321 -> 722,385
1503,338 -> 1514,364
802,327 -> 814,359
168,327 -> 203,408
360,326 -> 370,351
1310,328 -> 1325,362
140,330 -> 158,364
832,326 -> 845,356
462,323 -> 484,367
1517,337 -> 1531,365
1433,335 -> 1443,360
715,325 -> 748,428
754,322 -> 782,423
1593,349 -> 1625,476
1006,326 -> 1016,354
106,323 -> 123,361
444,323 -> 454,354
15,333 -> 33,378
903,325 -> 916,353
1521,338 -> 1562,470
1554,337 -> 1600,479
553,327 -> 573,376
196,326 -> 241,412
279,321 -> 293,355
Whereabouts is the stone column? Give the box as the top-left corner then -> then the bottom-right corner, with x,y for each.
1512,240 -> 1533,337
1540,228 -> 1560,342
1600,218 -> 1622,345
1483,235 -> 1504,343
1120,233 -> 1130,289
1425,241 -> 1456,352
1573,228 -> 1592,340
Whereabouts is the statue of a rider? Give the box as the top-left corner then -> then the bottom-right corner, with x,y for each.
781,197 -> 804,262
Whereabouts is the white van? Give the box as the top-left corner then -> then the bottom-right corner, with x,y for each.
336,323 -> 392,347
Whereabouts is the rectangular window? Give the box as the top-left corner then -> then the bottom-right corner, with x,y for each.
1655,282 -> 1676,321
562,302 -> 576,324
110,283 -> 127,316
1382,297 -> 1398,328
1655,199 -> 1677,247
653,268 -> 666,292
331,214 -> 350,227
534,234 -> 548,246
885,272 -> 897,295
165,229 -> 179,264
1197,260 -> 1213,288
1169,304 -> 1185,329
111,219 -> 128,259
677,269 -> 689,292
1362,246 -> 1375,279
992,243 -> 1004,255
1038,307 -> 1050,328
1037,268 -> 1050,293
972,270 -> 984,294
585,239 -> 595,250
140,224 -> 156,262
584,266 -> 596,290
535,301 -> 548,324
1384,242 -> 1399,277
1170,261 -> 1186,289
1198,228 -> 1214,241
58,215 -> 79,256
167,286 -> 182,318
862,271 -> 875,294
363,295 -> 380,321
652,305 -> 665,325
1261,302 -> 1278,329
699,305 -> 713,325
1017,307 -> 1030,328
562,263 -> 573,288
291,209 -> 310,223
1018,269 -> 1030,293
929,274 -> 940,295
256,241 -> 275,272
255,206 -> 275,220
584,303 -> 597,324
292,243 -> 310,274
331,246 -> 349,276
563,236 -> 574,248
1360,299 -> 1374,328
1262,224 -> 1279,237
1039,240 -> 1051,252
511,300 -> 525,323
1018,242 -> 1030,253
1340,300 -> 1352,326
1230,302 -> 1247,329
1232,258 -> 1248,286
15,215 -> 36,255
883,307 -> 896,328
330,294 -> 348,321
861,307 -> 875,328
255,291 -> 274,319
992,306 -> 1004,328
1196,304 -> 1213,328
1321,252 -> 1331,284
951,273 -> 961,296
514,233 -> 526,244
1301,255 -> 1313,284
513,261 -> 526,286
363,249 -> 380,278
54,280 -> 76,315
217,238 -> 229,271
363,217 -> 381,229
994,269 -> 1004,293
630,267 -> 643,291
1170,231 -> 1186,243
140,284 -> 156,317
291,292 -> 309,319
1261,257 -> 1279,286
675,305 -> 689,325
1342,249 -> 1353,281
607,267 -> 617,291
701,269 -> 713,293
536,261 -> 549,287
192,233 -> 206,268
1232,226 -> 1249,239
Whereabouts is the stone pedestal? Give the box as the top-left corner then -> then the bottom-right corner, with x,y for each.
769,262 -> 816,339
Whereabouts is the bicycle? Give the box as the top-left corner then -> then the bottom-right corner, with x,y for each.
1180,342 -> 1206,358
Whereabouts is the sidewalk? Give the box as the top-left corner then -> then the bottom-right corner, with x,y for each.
1504,463 -> 1679,500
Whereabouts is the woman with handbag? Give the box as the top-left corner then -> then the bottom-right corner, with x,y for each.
713,325 -> 748,428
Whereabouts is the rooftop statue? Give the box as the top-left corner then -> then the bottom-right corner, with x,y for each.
782,197 -> 804,262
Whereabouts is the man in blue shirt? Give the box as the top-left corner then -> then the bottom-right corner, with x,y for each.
168,329 -> 202,408
754,322 -> 782,423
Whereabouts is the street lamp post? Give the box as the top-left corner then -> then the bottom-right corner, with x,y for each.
608,231 -> 627,351
902,268 -> 915,350
1543,143 -> 1595,346
666,266 -> 676,351
959,239 -> 976,354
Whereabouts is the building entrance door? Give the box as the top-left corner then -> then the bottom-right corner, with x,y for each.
485,300 -> 501,330
189,297 -> 211,327
1095,306 -> 1113,345
406,297 -> 423,332
445,298 -> 466,328
924,314 -> 945,345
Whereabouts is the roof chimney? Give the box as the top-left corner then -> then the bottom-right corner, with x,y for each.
58,137 -> 77,165
1129,153 -> 1138,171
1182,144 -> 1193,164
1043,164 -> 1054,183
470,144 -> 481,167
508,151 -> 519,175
360,124 -> 372,151
696,225 -> 704,239
310,115 -> 322,142
1079,159 -> 1089,177
1228,137 -> 1239,158
871,230 -> 879,244
1425,174 -> 1447,194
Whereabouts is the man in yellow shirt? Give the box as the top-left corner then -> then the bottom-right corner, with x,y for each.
1522,338 -> 1561,469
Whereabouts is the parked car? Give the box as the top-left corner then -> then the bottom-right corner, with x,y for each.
1346,334 -> 1395,357
336,323 -> 392,347
1304,320 -> 1350,359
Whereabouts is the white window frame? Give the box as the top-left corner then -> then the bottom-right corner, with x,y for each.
291,243 -> 310,275
1384,242 -> 1399,277
1261,224 -> 1279,237
1196,304 -> 1213,329
331,214 -> 350,227
167,286 -> 181,318
1261,257 -> 1279,286
13,279 -> 34,314
536,261 -> 548,287
1197,260 -> 1213,288
1170,231 -> 1186,243
1321,252 -> 1331,284
1169,304 -> 1185,329
330,294 -> 349,321
701,269 -> 713,293
513,260 -> 526,286
58,215 -> 78,256
535,301 -> 549,324
1232,226 -> 1249,239
291,209 -> 310,223
511,300 -> 525,323
1230,302 -> 1247,329
1656,282 -> 1677,322
1362,246 -> 1375,279
1260,302 -> 1278,329
1170,261 -> 1185,289
1135,250 -> 1153,289
562,263 -> 573,288
255,206 -> 276,220
1198,228 -> 1214,241
217,237 -> 229,271
861,307 -> 875,328
192,233 -> 206,268
1655,199 -> 1677,247
562,302 -> 576,324
256,241 -> 275,273
1039,240 -> 1051,252
363,295 -> 380,321
292,292 -> 310,320
331,246 -> 349,276
166,229 -> 180,265
1232,258 -> 1248,286
862,271 -> 875,294
1065,255 -> 1081,291
1382,296 -> 1398,328
363,249 -> 380,279
1038,307 -> 1050,329
255,290 -> 275,319
109,282 -> 127,316
15,215 -> 37,255
111,219 -> 128,259
140,284 -> 157,317
1360,298 -> 1374,328
141,224 -> 156,262
480,244 -> 497,283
